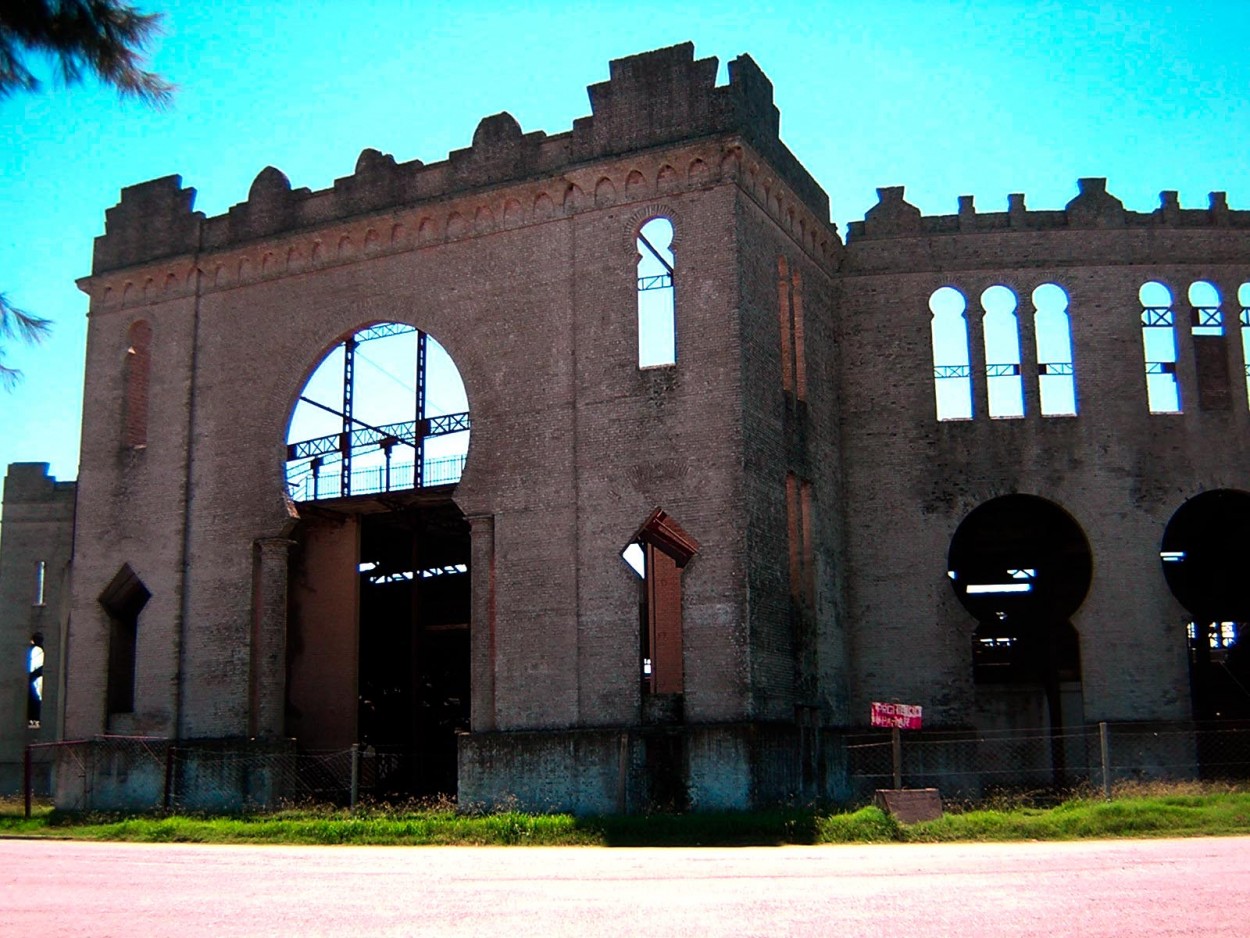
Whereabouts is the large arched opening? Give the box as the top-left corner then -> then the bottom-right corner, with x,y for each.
1161,490 -> 1250,726
948,494 -> 1092,786
283,323 -> 472,799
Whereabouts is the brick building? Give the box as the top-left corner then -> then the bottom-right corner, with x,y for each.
2,43 -> 1248,809
0,464 -> 74,793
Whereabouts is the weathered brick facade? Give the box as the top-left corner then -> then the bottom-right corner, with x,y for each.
0,464 -> 74,792
4,43 -> 1247,809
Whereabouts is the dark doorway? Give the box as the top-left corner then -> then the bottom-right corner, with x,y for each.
1161,489 -> 1250,730
948,494 -> 1092,787
357,500 -> 470,798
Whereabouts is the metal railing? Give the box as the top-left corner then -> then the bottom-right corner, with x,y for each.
286,453 -> 466,502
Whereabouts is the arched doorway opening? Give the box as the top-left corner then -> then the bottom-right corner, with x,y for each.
948,495 -> 1092,786
283,322 -> 472,799
1161,489 -> 1250,726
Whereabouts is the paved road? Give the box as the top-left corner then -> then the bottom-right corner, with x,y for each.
2,837 -> 1247,937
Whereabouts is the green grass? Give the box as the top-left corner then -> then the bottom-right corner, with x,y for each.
0,800 -> 594,846
4,784 -> 1250,847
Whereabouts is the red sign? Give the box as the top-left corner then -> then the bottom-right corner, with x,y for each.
871,701 -> 923,730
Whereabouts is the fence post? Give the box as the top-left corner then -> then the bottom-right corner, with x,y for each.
350,743 -> 359,811
1099,722 -> 1111,800
891,727 -> 902,789
24,745 -> 32,819
163,745 -> 177,813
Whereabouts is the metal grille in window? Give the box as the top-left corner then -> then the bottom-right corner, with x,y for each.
1192,307 -> 1223,329
1141,307 -> 1174,327
934,364 -> 971,379
637,273 -> 673,291
1146,361 -> 1178,375
986,363 -> 1021,377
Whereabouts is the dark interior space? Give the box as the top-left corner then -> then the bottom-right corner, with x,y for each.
949,494 -> 1092,784
357,499 -> 470,798
1162,489 -> 1250,727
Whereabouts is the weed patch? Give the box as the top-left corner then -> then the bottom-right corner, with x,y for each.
5,788 -> 1250,847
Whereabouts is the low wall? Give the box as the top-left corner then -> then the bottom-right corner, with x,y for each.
52,737 -> 298,812
458,721 -> 852,814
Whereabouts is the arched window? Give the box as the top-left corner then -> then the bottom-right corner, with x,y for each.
1188,280 -> 1232,411
285,324 -> 470,501
26,633 -> 44,729
32,559 -> 46,606
1140,281 -> 1181,413
1240,282 -> 1250,409
636,217 -> 676,367
929,287 -> 973,420
124,320 -> 152,447
982,285 -> 1024,418
1189,280 -> 1223,337
1033,283 -> 1077,416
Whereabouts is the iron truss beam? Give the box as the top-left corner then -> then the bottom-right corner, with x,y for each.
286,412 -> 470,462
355,323 -> 419,343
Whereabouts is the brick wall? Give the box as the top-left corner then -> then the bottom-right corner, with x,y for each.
0,464 -> 75,791
838,185 -> 1250,726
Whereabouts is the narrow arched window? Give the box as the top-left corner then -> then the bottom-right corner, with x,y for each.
636,218 -> 675,367
929,287 -> 973,420
1188,280 -> 1232,411
1189,280 -> 1223,336
26,632 -> 44,729
1140,281 -> 1181,413
124,320 -> 152,447
982,286 -> 1024,418
1240,282 -> 1250,409
1033,283 -> 1077,416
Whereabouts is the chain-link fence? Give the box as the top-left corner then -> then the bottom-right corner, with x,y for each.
24,721 -> 1250,816
24,738 -> 436,815
847,720 -> 1250,801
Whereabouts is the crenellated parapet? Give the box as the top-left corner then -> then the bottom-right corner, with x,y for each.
848,177 -> 1250,241
91,42 -> 829,276
94,175 -> 204,272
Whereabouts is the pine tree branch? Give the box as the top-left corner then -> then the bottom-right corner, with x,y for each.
0,292 -> 52,389
0,1 -> 174,107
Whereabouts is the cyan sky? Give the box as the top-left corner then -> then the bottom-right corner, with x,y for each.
1,0 -> 1247,486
